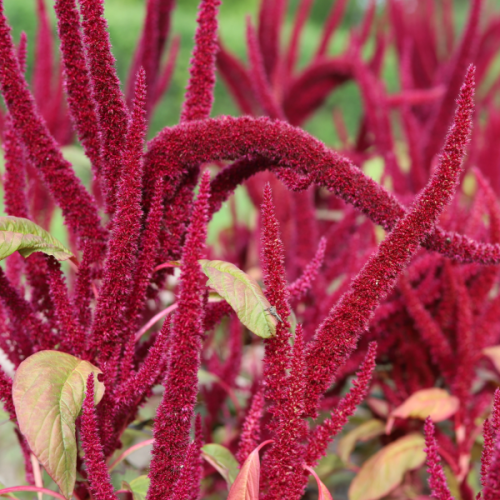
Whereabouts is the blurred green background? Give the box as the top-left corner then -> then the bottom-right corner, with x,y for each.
2,0 -> 476,145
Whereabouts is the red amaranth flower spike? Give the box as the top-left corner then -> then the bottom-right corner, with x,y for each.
398,273 -> 454,382
0,367 -> 15,420
147,171 -> 211,500
81,374 -> 118,500
54,0 -> 104,188
288,237 -> 326,301
16,32 -> 27,74
33,0 -> 54,123
257,0 -> 285,80
246,17 -> 285,121
422,0 -> 482,169
145,112 -> 499,264
305,342 -> 377,466
424,418 -> 454,500
303,66 -> 475,417
237,386 -> 265,465
120,177 -> 165,382
482,390 -> 500,500
3,117 -> 29,219
91,68 -> 147,366
180,0 -> 220,122
78,0 -> 129,215
260,184 -> 292,410
171,414 -> 203,500
0,3 -> 105,258
45,256 -> 85,355
261,324 -> 308,500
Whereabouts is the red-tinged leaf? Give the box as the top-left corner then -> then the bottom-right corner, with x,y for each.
304,465 -> 333,500
483,346 -> 500,372
227,440 -> 273,500
386,388 -> 459,434
337,419 -> 385,464
348,434 -> 426,500
12,351 -> 105,499
198,259 -> 278,338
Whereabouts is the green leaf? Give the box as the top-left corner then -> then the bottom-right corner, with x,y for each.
12,351 -> 105,499
198,259 -> 278,338
121,476 -> 150,500
348,433 -> 426,500
0,216 -> 73,261
201,443 -> 240,487
338,419 -> 385,464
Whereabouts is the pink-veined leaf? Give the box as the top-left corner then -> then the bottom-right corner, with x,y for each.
337,419 -> 385,463
348,433 -> 426,500
304,465 -> 333,500
227,440 -> 273,500
198,259 -> 278,338
386,388 -> 459,434
12,351 -> 105,499
0,216 -> 73,261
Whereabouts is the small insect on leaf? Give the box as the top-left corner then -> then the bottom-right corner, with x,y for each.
265,306 -> 283,324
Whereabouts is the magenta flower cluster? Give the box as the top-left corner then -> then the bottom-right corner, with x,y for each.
1,0 -> 500,499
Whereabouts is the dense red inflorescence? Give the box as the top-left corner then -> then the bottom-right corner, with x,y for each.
2,0 -> 500,499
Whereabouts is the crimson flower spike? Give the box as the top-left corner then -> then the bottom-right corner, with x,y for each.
81,374 -> 118,500
17,32 -> 27,74
180,0 -> 220,122
45,257 -> 85,355
33,0 -> 54,122
0,367 -> 15,420
421,0 -> 482,168
78,0 -> 129,215
119,178 -> 165,382
261,324 -> 308,500
288,237 -> 326,300
303,66 -> 475,418
236,387 -> 265,465
91,68 -> 147,367
147,171 -> 211,500
424,418 -> 454,500
54,0 -> 104,189
3,116 -> 29,219
260,185 -> 292,410
305,342 -> 377,467
246,17 -> 285,121
482,390 -> 500,499
0,2 -> 105,259
171,414 -> 204,500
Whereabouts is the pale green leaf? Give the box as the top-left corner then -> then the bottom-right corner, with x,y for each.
338,419 -> 385,463
199,260 -> 278,338
122,476 -> 150,500
348,434 -> 426,500
0,216 -> 73,261
12,351 -> 105,499
202,443 -> 240,487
